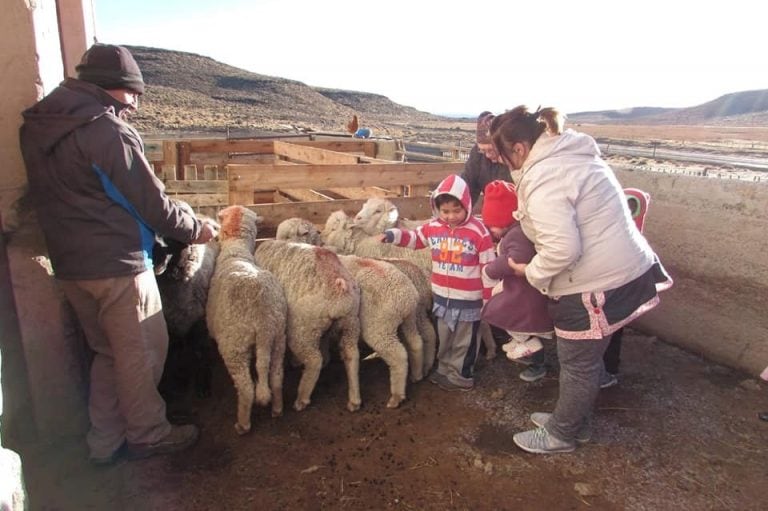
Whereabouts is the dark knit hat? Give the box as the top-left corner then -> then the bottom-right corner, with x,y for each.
482,180 -> 518,228
476,111 -> 494,144
76,44 -> 145,94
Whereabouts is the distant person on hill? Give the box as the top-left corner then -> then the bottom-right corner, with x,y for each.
489,105 -> 672,454
19,43 -> 218,465
460,111 -> 512,214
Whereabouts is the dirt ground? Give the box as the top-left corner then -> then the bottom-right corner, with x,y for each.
16,327 -> 768,511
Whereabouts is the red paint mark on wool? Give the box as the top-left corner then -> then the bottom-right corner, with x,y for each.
356,258 -> 387,278
314,247 -> 349,295
218,206 -> 244,240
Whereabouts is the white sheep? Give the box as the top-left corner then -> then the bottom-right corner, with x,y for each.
325,209 -> 498,361
377,257 -> 437,376
335,254 -> 424,408
253,239 -> 362,412
321,209 -> 432,276
275,217 -> 323,246
353,197 -> 424,234
206,206 -> 288,434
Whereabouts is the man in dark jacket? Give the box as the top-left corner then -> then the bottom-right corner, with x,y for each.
19,44 -> 217,464
460,111 -> 512,213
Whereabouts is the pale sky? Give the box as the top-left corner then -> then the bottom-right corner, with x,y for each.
93,0 -> 765,116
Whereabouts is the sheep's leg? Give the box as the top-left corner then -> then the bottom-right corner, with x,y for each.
398,314 -> 425,382
269,330 -> 286,417
252,336 -> 273,407
335,314 -> 362,412
219,344 -> 254,435
417,310 -> 437,375
288,319 -> 327,412
480,321 -> 497,360
362,327 -> 408,409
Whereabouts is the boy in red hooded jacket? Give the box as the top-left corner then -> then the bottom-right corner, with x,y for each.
382,175 -> 496,391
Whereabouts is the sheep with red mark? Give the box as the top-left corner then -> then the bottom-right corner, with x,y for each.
253,240 -> 362,412
206,206 -> 287,434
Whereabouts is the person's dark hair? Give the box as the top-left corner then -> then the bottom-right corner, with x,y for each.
434,193 -> 463,210
489,105 -> 565,165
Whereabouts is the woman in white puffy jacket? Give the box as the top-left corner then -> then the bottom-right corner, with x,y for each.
488,105 -> 673,454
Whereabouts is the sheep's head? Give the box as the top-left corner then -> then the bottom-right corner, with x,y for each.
322,210 -> 355,253
276,217 -> 323,246
353,198 -> 399,235
218,206 -> 261,244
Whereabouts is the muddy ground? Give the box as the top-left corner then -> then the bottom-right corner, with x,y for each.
17,328 -> 768,511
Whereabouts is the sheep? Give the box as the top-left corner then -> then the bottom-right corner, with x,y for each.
152,200 -> 220,399
325,209 -> 498,361
275,217 -> 323,246
322,209 -> 432,276
335,254 -> 424,408
253,239 -> 362,412
377,257 -> 437,376
206,206 -> 288,434
277,216 -> 434,390
153,235 -> 219,398
353,197 -> 424,234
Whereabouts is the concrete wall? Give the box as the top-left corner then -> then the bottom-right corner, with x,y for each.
615,167 -> 768,377
1,0 -> 93,444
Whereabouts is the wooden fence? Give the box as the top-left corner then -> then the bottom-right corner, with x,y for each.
146,136 -> 465,235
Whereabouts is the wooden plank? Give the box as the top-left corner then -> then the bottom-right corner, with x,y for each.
273,141 -> 362,164
179,142 -> 192,166
231,191 -> 256,205
167,193 -> 228,207
324,187 -> 399,199
246,196 -> 432,229
161,164 -> 177,181
165,180 -> 229,193
290,140 -> 376,155
187,139 -> 275,154
279,188 -> 334,202
409,185 -> 433,197
228,162 -> 463,190
396,150 -> 459,162
162,140 -> 178,168
182,164 -> 199,180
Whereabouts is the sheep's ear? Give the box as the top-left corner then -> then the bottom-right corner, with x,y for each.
387,206 -> 399,225
298,224 -> 309,236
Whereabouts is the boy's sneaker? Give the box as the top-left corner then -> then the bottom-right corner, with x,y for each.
530,412 -> 591,443
600,373 -> 619,389
513,427 -> 576,454
505,337 -> 544,360
519,365 -> 547,382
125,424 -> 199,460
430,371 -> 473,392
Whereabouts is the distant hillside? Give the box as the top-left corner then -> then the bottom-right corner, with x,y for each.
568,89 -> 768,126
126,46 -> 442,137
125,46 -> 767,139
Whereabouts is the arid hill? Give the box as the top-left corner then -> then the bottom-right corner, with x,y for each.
567,89 -> 768,126
127,45 -> 448,140
127,45 -> 768,145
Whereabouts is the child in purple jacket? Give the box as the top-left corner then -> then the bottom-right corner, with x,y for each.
480,180 -> 553,382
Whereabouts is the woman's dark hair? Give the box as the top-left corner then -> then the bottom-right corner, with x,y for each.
489,105 -> 565,165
